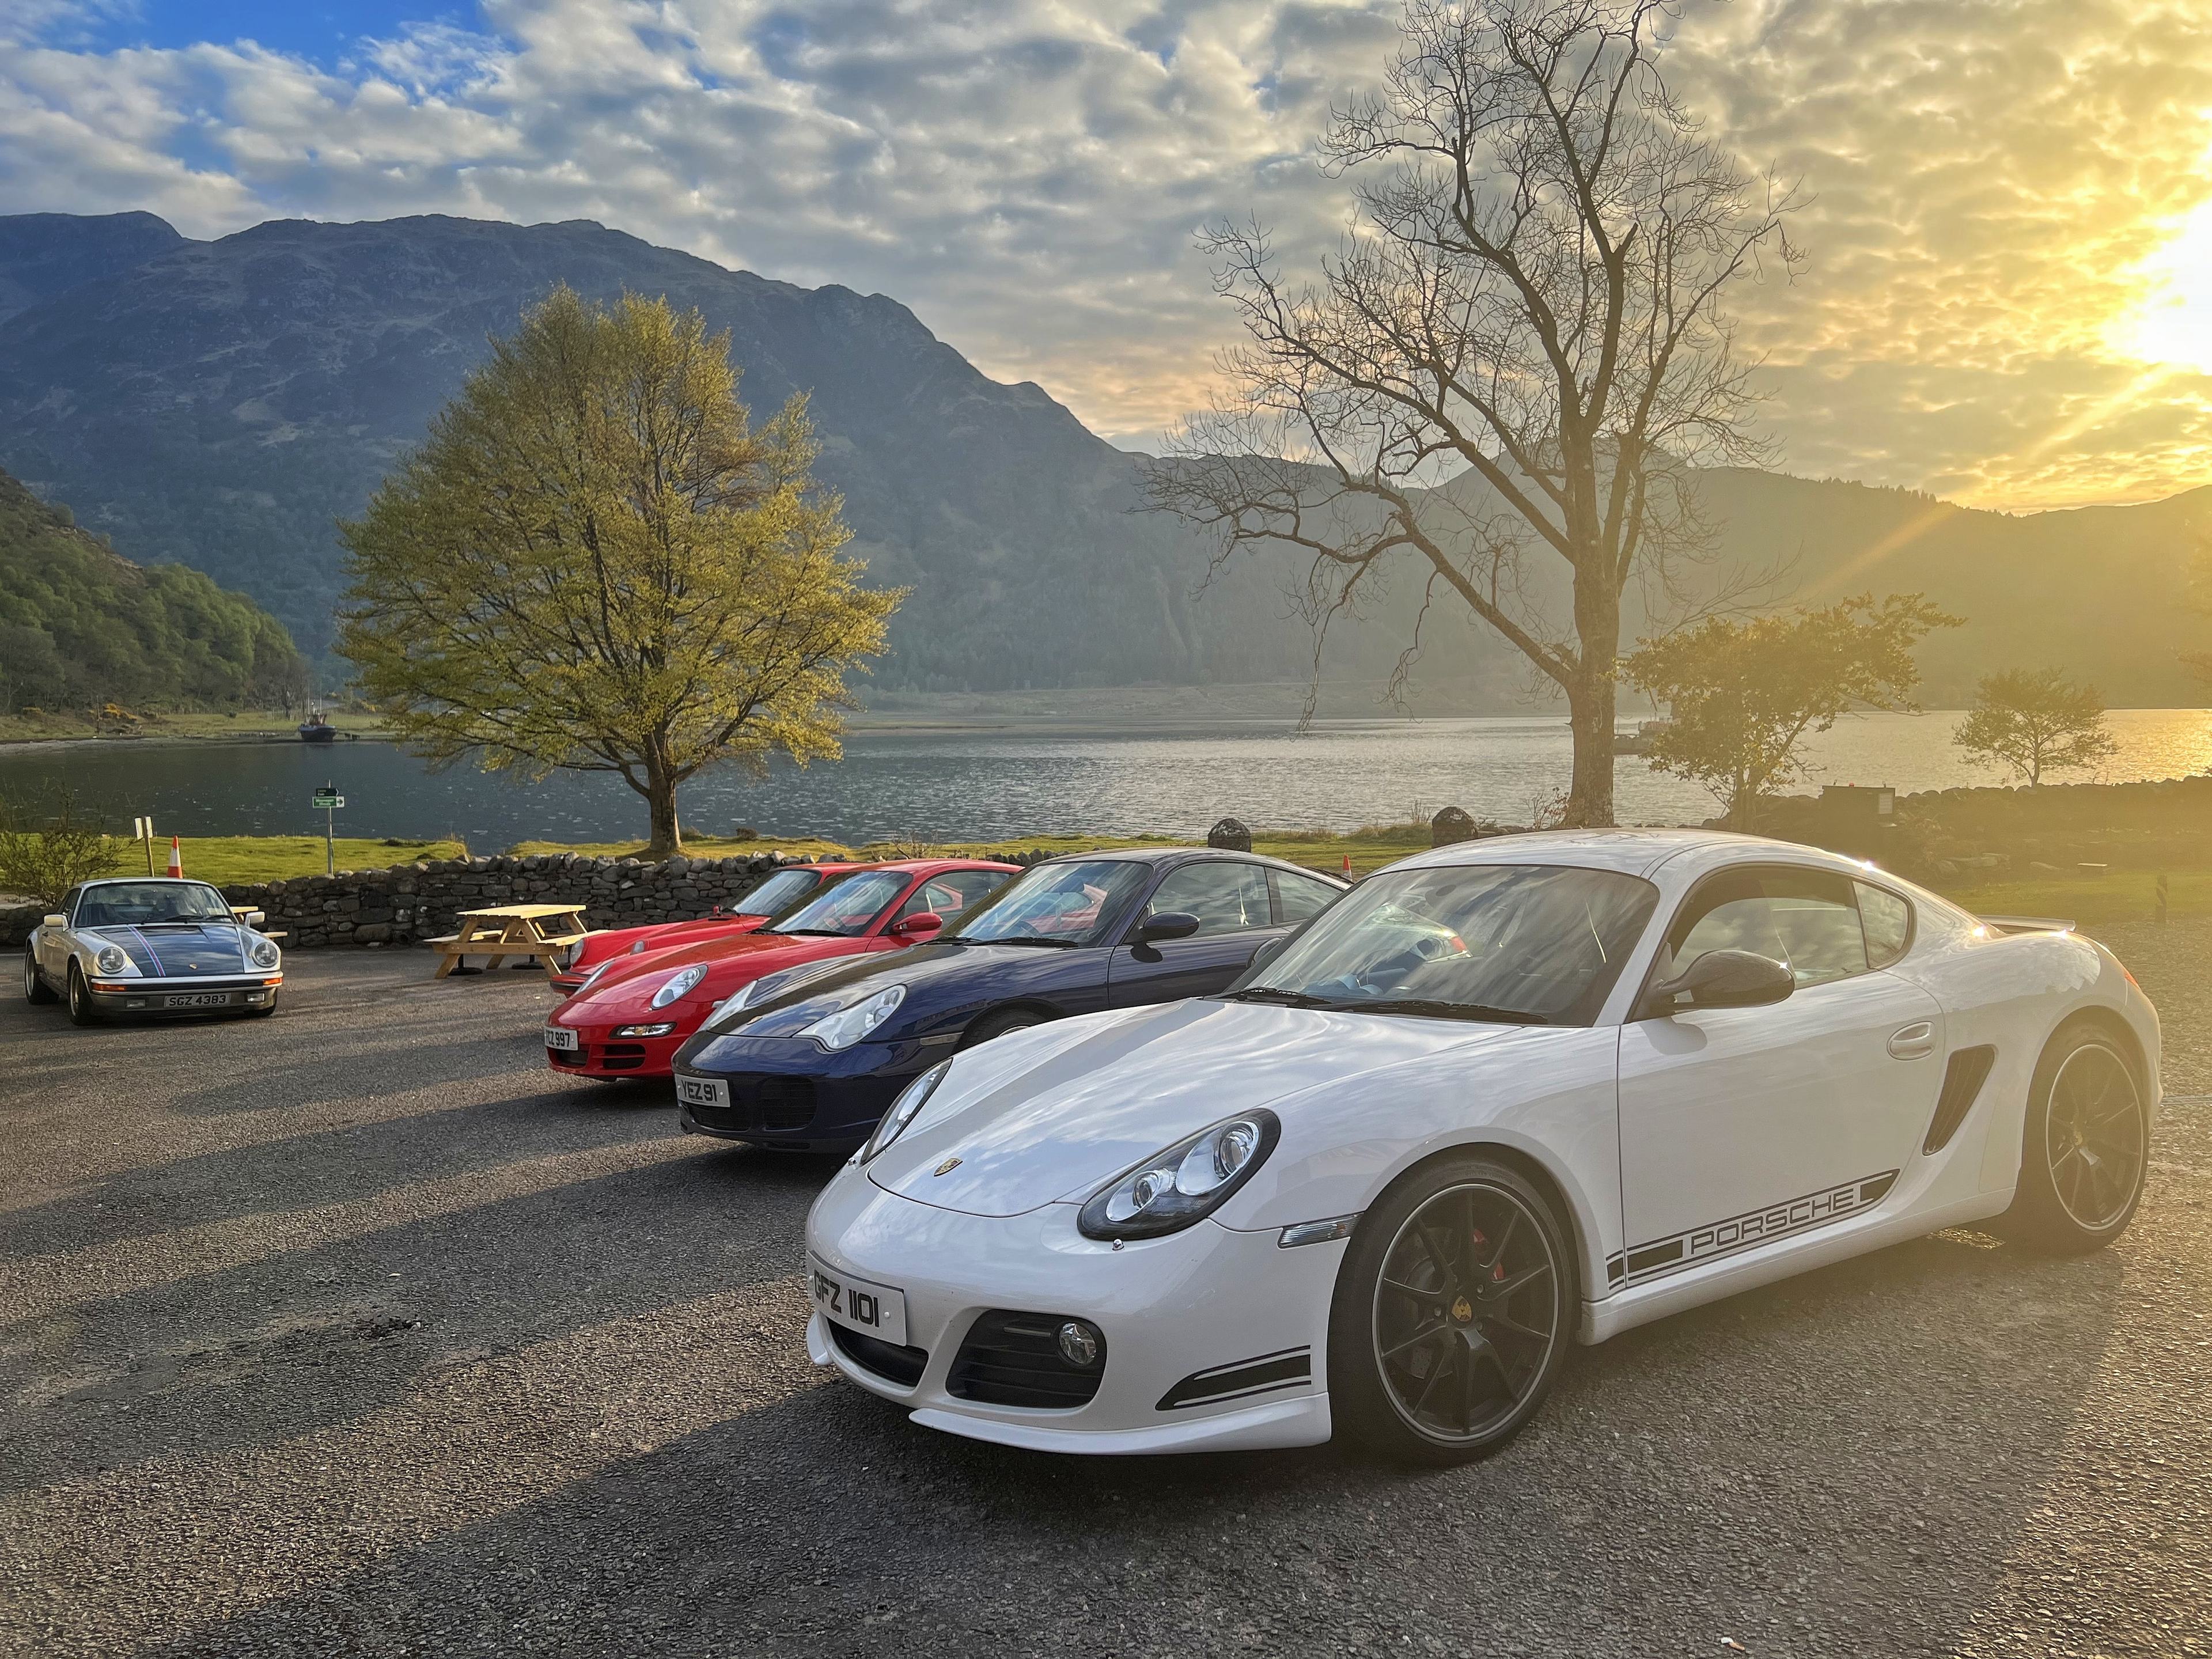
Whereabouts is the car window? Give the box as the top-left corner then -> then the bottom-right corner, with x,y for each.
59,887 -> 81,922
737,868 -> 823,917
1272,869 -> 1343,925
1670,868 -> 1869,988
1855,881 -> 1913,968
71,881 -> 232,928
944,860 -> 1153,946
1144,861 -> 1276,938
896,869 -> 1009,921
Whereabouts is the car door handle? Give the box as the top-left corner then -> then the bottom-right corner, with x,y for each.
1888,1021 -> 1936,1060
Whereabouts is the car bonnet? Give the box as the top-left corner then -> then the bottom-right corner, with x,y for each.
866,998 -> 1516,1218
568,932 -> 866,1018
88,923 -> 253,977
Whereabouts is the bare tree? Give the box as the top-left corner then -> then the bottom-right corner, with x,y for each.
1145,0 -> 1800,825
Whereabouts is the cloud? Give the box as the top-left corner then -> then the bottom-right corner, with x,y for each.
1,0 -> 2209,510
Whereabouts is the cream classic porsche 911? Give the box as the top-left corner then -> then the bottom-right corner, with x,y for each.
801,830 -> 2158,1464
24,877 -> 285,1024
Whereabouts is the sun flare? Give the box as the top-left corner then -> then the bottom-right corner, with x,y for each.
2116,198 -> 2212,374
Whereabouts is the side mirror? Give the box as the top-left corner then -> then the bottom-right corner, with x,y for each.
1137,911 -> 1202,944
1248,936 -> 1289,971
244,910 -> 267,930
43,914 -> 65,928
1647,949 -> 1794,1014
888,911 -> 943,940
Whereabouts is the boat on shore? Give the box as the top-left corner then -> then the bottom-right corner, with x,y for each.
297,709 -> 337,743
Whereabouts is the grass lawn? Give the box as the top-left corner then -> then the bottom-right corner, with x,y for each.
0,710 -> 384,745
1936,870 -> 2212,928
154,836 -> 464,885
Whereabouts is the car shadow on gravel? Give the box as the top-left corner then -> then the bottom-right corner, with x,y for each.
133,1228 -> 2127,1659
0,1146 -> 830,1499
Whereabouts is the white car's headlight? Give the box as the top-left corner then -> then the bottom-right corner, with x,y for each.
861,1059 -> 949,1162
249,939 -> 281,969
1078,1110 -> 1281,1241
800,984 -> 907,1051
94,945 -> 131,976
649,964 -> 707,1009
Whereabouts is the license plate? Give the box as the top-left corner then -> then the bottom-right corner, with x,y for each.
543,1026 -> 579,1051
164,993 -> 233,1009
808,1253 -> 908,1347
676,1074 -> 729,1112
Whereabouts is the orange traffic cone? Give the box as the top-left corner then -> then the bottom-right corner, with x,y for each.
1341,852 -> 1352,876
166,835 -> 183,878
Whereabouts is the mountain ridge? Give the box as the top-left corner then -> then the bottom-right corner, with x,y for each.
0,210 -> 2203,706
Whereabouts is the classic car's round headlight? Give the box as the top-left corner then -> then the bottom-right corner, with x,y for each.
801,984 -> 907,1051
649,964 -> 707,1009
94,946 -> 128,975
861,1059 -> 949,1162
1078,1111 -> 1282,1241
250,940 -> 281,969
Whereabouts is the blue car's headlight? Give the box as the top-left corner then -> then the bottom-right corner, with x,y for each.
249,939 -> 281,969
94,945 -> 131,976
649,964 -> 707,1009
800,984 -> 907,1051
1078,1110 -> 1281,1241
861,1059 -> 949,1163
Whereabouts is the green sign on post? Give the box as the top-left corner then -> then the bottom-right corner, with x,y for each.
313,783 -> 344,873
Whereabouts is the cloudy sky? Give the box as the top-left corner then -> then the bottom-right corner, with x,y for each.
4,0 -> 2210,511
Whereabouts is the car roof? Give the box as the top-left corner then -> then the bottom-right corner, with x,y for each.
859,857 -> 1022,874
1029,846 -> 1349,884
78,876 -> 211,888
1390,828 -> 1871,881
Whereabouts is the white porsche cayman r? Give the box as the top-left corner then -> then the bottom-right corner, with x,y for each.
803,830 -> 2160,1464
24,877 -> 285,1024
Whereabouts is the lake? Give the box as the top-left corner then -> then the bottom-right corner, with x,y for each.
5,709 -> 2208,850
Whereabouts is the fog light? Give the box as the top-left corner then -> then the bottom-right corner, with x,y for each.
1056,1320 -> 1101,1369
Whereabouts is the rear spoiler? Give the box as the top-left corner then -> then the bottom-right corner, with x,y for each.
1978,914 -> 2076,935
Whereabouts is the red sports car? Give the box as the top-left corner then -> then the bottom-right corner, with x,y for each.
542,858 -> 1020,1082
548,861 -> 862,994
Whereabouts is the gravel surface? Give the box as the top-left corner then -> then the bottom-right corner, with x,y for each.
2,938 -> 2207,1659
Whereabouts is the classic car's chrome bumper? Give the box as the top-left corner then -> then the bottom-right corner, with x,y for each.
85,975 -> 282,1013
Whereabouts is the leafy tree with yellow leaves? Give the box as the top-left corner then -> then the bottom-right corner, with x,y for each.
339,288 -> 900,856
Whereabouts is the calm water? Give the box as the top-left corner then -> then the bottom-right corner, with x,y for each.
5,710 -> 2209,850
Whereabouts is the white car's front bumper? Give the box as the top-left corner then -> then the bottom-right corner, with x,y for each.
803,1169 -> 1347,1455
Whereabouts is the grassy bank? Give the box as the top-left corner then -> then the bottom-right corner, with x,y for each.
117,825 -> 2212,926
0,709 -> 384,745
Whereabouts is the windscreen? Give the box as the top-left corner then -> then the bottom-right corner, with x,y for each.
767,870 -> 908,937
74,882 -> 234,927
944,859 -> 1153,947
1237,863 -> 1658,1027
737,868 -> 823,917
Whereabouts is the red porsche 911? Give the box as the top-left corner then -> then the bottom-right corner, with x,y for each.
548,861 -> 862,994
541,858 -> 1020,1081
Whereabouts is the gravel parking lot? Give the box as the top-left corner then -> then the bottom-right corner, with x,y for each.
3,927 -> 2208,1658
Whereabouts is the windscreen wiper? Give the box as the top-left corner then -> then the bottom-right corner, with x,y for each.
980,937 -> 1080,948
1221,987 -> 1340,1009
1351,998 -> 1544,1025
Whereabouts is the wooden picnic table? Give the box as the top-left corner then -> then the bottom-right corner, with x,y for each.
228,903 -> 286,941
429,903 -> 591,979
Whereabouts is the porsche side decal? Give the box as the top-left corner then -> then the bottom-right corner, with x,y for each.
1623,1170 -> 1900,1286
1157,1347 -> 1313,1412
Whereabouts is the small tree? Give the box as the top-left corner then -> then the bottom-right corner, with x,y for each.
0,789 -> 122,903
1955,669 -> 2119,787
339,289 -> 901,856
1622,594 -> 1959,825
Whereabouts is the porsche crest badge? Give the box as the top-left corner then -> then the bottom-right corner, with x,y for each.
933,1156 -> 963,1177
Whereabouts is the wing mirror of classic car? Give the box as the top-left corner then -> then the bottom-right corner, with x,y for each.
888,911 -> 943,940
43,914 -> 64,928
1135,910 -> 1202,944
1646,948 -> 1795,1015
243,910 -> 267,930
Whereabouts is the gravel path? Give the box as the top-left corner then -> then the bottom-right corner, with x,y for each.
1,940 -> 2206,1659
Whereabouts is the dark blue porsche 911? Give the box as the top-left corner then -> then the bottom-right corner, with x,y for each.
669,848 -> 1348,1150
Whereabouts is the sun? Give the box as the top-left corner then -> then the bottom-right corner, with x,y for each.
2116,198 -> 2212,374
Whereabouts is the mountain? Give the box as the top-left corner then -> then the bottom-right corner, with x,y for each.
0,210 -> 2203,706
0,464 -> 305,714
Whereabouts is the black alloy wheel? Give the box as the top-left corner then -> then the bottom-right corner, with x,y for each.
24,949 -> 56,1004
1331,1157 -> 1572,1464
2002,1024 -> 2149,1252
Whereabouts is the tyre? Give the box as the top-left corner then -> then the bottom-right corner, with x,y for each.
1998,1022 -> 2149,1254
65,964 -> 101,1027
964,1008 -> 1044,1047
24,950 -> 56,1005
1328,1154 -> 1574,1465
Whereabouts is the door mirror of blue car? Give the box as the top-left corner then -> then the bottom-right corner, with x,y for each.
1646,948 -> 1794,1014
1135,911 -> 1202,944
1248,936 -> 1289,972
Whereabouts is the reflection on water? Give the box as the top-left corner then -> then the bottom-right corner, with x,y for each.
3,709 -> 2207,850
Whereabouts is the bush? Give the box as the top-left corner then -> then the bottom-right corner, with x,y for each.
0,790 -> 123,903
